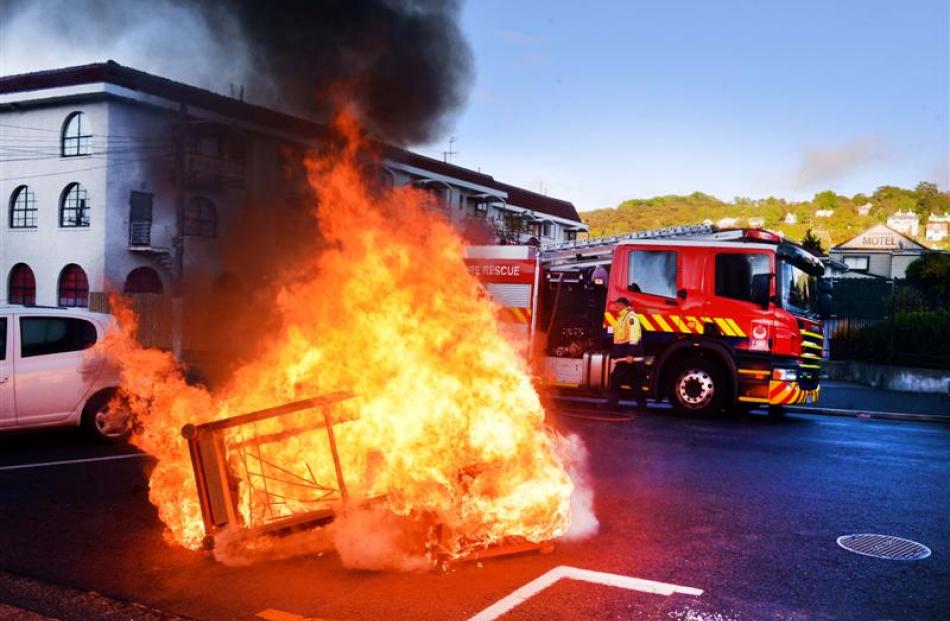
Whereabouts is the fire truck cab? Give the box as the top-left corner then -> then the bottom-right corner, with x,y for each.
468,224 -> 830,416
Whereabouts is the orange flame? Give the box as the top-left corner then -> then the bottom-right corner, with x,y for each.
102,112 -> 577,565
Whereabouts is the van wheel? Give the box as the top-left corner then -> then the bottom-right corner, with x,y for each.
669,358 -> 726,417
81,389 -> 130,442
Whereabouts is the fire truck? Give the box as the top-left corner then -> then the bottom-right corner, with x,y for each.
464,224 -> 831,416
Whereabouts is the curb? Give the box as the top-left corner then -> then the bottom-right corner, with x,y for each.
785,405 -> 950,424
0,570 -> 195,621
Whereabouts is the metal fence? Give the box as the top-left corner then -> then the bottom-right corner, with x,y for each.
826,279 -> 950,369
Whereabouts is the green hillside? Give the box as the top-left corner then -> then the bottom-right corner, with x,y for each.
581,183 -> 950,252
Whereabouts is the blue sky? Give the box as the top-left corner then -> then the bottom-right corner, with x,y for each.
415,0 -> 949,211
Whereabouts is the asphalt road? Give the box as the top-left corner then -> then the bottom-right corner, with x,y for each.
1,403 -> 948,621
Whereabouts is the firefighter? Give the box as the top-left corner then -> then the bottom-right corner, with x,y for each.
607,297 -> 646,411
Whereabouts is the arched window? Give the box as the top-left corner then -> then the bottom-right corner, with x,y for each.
9,185 -> 37,228
58,264 -> 89,307
8,263 -> 36,305
61,111 -> 92,156
60,183 -> 90,227
185,197 -> 216,238
123,267 -> 164,294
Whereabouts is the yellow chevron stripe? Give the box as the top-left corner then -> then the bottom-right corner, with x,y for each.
801,352 -> 821,359
652,314 -> 674,332
727,318 -> 746,337
714,317 -> 736,337
738,396 -> 770,403
637,313 -> 655,331
802,341 -> 823,350
800,363 -> 821,369
771,383 -> 794,405
511,308 -> 526,323
686,316 -> 704,334
604,311 -> 617,328
801,329 -> 823,340
669,315 -> 692,333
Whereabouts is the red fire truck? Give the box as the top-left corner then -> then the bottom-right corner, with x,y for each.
465,224 -> 831,416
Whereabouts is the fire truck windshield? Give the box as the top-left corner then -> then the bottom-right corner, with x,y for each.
779,260 -> 819,316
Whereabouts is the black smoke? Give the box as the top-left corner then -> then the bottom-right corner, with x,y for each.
0,0 -> 473,144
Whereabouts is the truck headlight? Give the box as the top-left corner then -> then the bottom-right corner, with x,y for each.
772,368 -> 797,381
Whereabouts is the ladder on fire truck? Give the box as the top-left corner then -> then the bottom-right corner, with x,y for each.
540,223 -> 715,266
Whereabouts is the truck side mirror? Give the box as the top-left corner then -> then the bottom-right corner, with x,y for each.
751,273 -> 772,309
818,292 -> 832,318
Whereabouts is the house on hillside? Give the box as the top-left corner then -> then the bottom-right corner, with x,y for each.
857,203 -> 872,216
925,213 -> 949,243
747,217 -> 765,228
815,209 -> 834,218
716,217 -> 739,228
886,210 -> 919,237
783,213 -> 797,224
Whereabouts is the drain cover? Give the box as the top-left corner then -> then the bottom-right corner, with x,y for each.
837,534 -> 931,560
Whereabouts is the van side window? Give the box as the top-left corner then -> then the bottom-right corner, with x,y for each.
20,317 -> 97,358
715,253 -> 770,302
628,250 -> 677,298
0,318 -> 6,361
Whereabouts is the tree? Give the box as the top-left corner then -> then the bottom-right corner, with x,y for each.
905,252 -> 950,301
801,229 -> 824,256
813,190 -> 840,210
915,181 -> 939,196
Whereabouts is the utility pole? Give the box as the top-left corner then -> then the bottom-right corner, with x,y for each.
172,103 -> 188,359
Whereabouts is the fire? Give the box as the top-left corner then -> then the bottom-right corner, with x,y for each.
102,113 -> 579,566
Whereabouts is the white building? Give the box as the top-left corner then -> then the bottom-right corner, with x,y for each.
783,212 -> 797,225
828,224 -> 931,279
886,210 -> 919,237
857,202 -> 872,216
925,213 -> 949,243
716,217 -> 739,228
0,62 -> 586,307
747,217 -> 765,228
814,209 -> 834,218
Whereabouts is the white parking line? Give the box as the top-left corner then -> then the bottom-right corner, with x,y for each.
0,453 -> 148,472
468,565 -> 703,621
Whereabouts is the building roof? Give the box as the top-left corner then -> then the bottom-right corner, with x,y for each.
0,61 -> 581,224
833,224 -> 928,252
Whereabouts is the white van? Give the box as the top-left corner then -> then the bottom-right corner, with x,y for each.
0,305 -> 126,441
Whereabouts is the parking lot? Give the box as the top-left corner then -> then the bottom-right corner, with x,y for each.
1,401 -> 948,621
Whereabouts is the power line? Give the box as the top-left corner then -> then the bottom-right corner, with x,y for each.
0,153 -> 175,181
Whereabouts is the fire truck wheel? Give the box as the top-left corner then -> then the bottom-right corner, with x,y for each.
81,389 -> 131,443
669,358 -> 726,417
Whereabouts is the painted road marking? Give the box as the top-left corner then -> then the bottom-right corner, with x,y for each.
256,609 -> 344,621
0,453 -> 147,472
468,565 -> 703,621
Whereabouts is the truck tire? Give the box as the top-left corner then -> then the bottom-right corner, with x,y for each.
668,357 -> 726,417
81,389 -> 130,442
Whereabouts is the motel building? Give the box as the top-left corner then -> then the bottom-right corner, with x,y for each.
0,62 -> 586,308
827,224 -> 931,280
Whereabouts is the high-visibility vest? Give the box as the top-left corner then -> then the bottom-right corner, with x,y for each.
613,307 -> 642,345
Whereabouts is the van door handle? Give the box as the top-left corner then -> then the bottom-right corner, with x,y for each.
664,299 -> 678,306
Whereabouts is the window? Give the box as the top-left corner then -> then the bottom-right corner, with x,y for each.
8,263 -> 36,305
20,317 -> 97,358
843,255 -> 869,271
627,250 -> 677,298
58,264 -> 89,307
0,318 -> 6,360
185,197 -> 217,238
124,267 -> 164,294
60,183 -> 90,227
9,186 -> 37,228
61,111 -> 92,157
715,253 -> 771,303
541,222 -> 555,238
